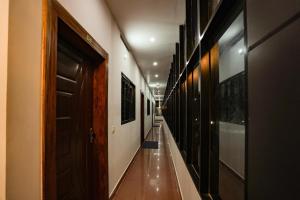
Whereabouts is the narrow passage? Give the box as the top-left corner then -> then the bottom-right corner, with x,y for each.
112,123 -> 181,200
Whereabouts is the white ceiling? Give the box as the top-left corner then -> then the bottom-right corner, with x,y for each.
106,0 -> 185,99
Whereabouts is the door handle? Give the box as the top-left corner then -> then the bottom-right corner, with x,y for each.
88,128 -> 96,144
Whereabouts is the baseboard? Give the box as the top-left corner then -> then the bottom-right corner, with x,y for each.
161,122 -> 184,199
162,118 -> 201,200
109,127 -> 153,199
145,127 -> 152,140
109,146 -> 141,199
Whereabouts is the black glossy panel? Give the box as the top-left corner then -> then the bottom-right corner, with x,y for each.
247,0 -> 300,46
219,72 -> 245,125
248,19 -> 300,199
121,73 -> 136,124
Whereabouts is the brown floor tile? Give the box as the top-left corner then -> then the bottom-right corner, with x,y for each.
111,125 -> 182,200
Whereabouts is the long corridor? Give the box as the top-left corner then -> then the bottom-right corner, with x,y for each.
111,123 -> 182,200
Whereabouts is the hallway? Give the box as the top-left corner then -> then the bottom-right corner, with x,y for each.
1,0 -> 300,199
111,123 -> 181,200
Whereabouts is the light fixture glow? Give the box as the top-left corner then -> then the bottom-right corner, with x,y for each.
153,62 -> 158,66
149,37 -> 156,43
238,48 -> 246,55
155,74 -> 159,78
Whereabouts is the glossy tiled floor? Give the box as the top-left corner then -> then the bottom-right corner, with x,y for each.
111,123 -> 182,200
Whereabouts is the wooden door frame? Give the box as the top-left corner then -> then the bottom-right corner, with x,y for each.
42,1 -> 109,199
140,92 -> 145,146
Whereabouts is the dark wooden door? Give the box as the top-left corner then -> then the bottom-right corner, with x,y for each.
56,39 -> 94,200
140,93 -> 144,145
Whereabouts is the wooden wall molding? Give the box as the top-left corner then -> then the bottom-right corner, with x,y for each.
42,1 -> 109,199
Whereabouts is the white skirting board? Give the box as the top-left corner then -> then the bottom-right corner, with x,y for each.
161,118 -> 202,200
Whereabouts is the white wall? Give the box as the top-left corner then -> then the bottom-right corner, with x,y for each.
108,19 -> 154,195
0,0 -> 9,199
162,118 -> 201,200
6,0 -> 43,199
5,0 -> 153,198
53,0 -> 155,197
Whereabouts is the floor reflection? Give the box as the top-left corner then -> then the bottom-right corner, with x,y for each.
111,124 -> 181,200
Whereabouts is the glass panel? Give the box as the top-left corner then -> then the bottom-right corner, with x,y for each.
186,0 -> 199,59
187,71 -> 193,159
209,0 -> 221,17
217,12 -> 245,200
191,67 -> 200,174
180,80 -> 187,159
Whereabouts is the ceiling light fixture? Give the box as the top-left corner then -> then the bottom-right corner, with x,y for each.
155,74 -> 159,78
149,37 -> 156,43
238,48 -> 246,55
153,62 -> 158,66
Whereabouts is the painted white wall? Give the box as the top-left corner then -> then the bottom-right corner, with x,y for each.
0,0 -> 9,199
56,0 -> 154,196
6,0 -> 43,199
162,117 -> 201,200
5,0 -> 154,198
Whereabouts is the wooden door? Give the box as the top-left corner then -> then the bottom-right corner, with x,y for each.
56,39 -> 94,200
140,93 -> 144,145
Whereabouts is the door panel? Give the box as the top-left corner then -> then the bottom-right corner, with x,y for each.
56,40 -> 93,200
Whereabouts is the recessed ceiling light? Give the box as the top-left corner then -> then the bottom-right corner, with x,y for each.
238,48 -> 246,55
149,37 -> 156,43
153,62 -> 158,66
155,74 -> 159,78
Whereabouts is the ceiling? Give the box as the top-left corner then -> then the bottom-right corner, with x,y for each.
106,0 -> 185,100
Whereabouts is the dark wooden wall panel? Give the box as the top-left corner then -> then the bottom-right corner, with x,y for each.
247,18 -> 300,200
179,25 -> 186,73
200,53 -> 210,194
247,0 -> 300,46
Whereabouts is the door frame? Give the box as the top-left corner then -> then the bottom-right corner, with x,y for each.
42,1 -> 109,199
140,92 -> 145,146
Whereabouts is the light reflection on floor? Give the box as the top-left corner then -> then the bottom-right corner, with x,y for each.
111,123 -> 181,200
